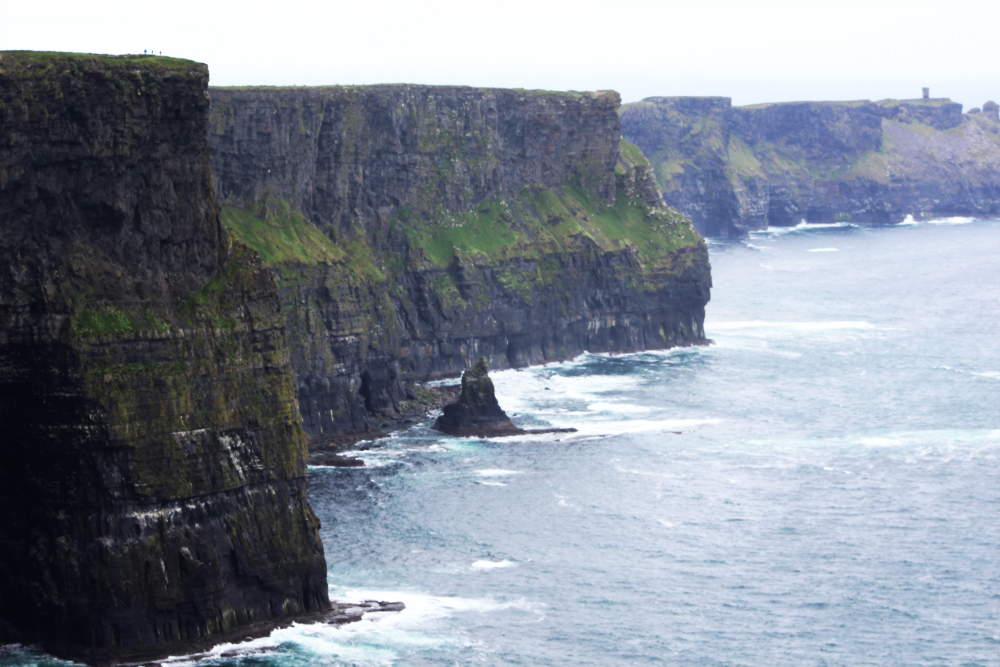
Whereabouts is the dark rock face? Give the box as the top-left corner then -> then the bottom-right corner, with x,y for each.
0,52 -> 329,663
209,86 -> 620,233
433,358 -> 520,437
619,97 -> 758,237
208,86 -> 712,440
621,96 -> 1000,237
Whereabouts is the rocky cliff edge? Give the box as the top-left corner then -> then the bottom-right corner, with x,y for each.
621,95 -> 1000,237
0,52 -> 329,664
207,85 -> 712,441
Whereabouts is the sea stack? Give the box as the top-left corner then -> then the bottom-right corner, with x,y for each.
433,358 -> 522,437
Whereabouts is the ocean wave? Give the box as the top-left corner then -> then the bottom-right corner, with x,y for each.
853,429 -> 1000,449
474,469 -> 522,477
471,559 -> 518,570
707,340 -> 803,358
586,401 -> 651,414
936,365 -> 1000,380
806,247 -> 838,252
751,221 -> 857,236
709,320 -> 875,332
568,417 -> 723,437
900,214 -> 978,226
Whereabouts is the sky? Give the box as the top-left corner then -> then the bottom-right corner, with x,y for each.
4,0 -> 998,109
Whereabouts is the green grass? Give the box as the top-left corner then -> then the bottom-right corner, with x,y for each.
877,98 -> 956,107
221,202 -> 345,265
726,136 -> 764,177
1,50 -> 201,74
392,181 -> 700,272
71,307 -> 136,337
178,243 -> 264,328
616,139 -> 650,174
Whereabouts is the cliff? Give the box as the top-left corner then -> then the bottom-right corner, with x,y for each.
621,96 -> 1000,237
0,52 -> 329,663
208,86 -> 711,439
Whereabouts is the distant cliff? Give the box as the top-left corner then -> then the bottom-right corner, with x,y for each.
621,96 -> 1000,237
208,86 -> 711,439
0,52 -> 328,663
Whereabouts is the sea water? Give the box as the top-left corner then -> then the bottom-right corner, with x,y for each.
4,218 -> 998,666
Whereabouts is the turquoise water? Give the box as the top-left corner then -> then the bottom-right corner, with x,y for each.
5,218 -> 999,665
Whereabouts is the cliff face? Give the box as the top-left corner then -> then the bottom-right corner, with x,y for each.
0,52 -> 328,662
621,96 -> 1000,237
208,86 -> 711,438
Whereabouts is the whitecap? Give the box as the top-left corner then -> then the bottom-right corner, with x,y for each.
478,481 -> 507,486
806,247 -> 838,252
900,215 -> 977,226
751,220 -> 855,236
928,216 -> 976,225
474,469 -> 522,477
586,401 -> 651,414
971,371 -> 1000,379
471,559 -> 517,570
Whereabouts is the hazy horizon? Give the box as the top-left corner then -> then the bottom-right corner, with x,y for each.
4,0 -> 998,110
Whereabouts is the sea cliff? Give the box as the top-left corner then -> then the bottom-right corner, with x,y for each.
0,52 -> 329,663
208,86 -> 712,439
621,96 -> 1000,237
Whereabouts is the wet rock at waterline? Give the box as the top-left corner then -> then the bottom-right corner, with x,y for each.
434,358 -> 576,437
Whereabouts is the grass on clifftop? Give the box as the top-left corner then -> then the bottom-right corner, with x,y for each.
0,50 -> 201,75
877,98 -> 957,107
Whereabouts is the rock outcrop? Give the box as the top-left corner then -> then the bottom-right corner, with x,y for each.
0,52 -> 329,664
433,358 -> 521,437
621,96 -> 1000,237
208,85 -> 712,440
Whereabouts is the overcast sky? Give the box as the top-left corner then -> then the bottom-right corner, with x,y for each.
4,0 -> 998,109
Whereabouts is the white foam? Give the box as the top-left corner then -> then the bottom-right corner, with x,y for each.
928,216 -> 976,225
474,468 -> 522,477
854,429 -> 1000,448
471,559 -> 517,570
937,366 -> 1000,380
900,215 -> 977,226
806,247 -> 838,252
751,220 -> 855,236
586,401 -> 651,414
478,481 -> 507,486
569,417 -> 722,437
710,320 -> 875,332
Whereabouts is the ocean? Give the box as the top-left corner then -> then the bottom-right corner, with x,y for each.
5,217 -> 999,666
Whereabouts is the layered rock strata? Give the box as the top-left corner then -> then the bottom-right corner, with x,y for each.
433,358 -> 522,437
208,86 -> 712,440
621,96 -> 1000,237
0,52 -> 329,663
